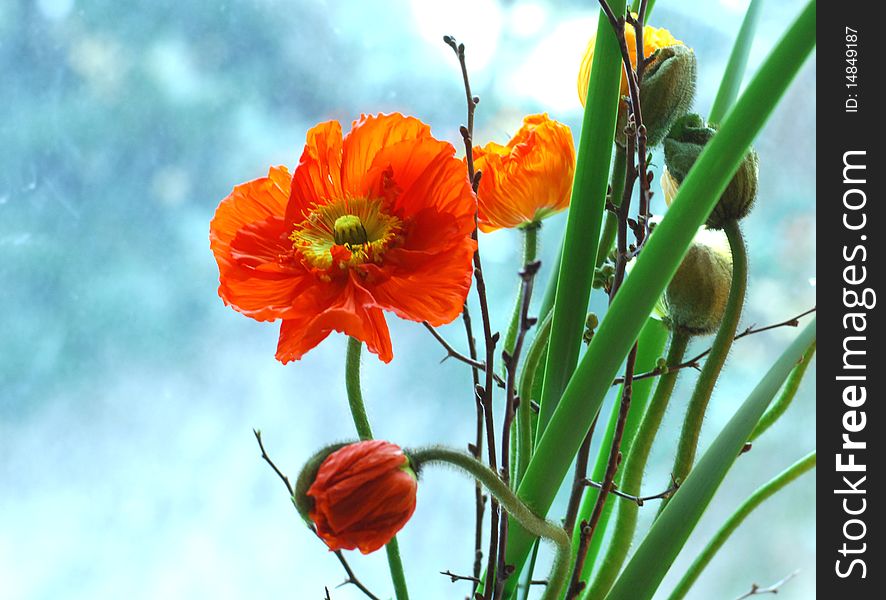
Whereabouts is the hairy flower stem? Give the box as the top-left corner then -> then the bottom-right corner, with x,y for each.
667,451 -> 816,599
661,220 -> 748,515
504,224 -> 540,363
409,447 -> 572,600
516,312 -> 553,489
582,330 -> 690,598
750,340 -> 816,441
345,338 -> 410,600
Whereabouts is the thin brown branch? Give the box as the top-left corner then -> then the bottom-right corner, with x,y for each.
423,322 -> 506,388
444,35 -> 500,600
333,550 -> 382,600
496,260 -> 542,596
569,5 -> 652,595
734,570 -> 800,600
441,570 -> 481,584
581,475 -> 679,507
463,306 -> 487,592
614,307 -> 817,386
253,429 -> 294,496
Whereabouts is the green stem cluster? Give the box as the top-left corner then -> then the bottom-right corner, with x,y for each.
583,330 -> 690,598
499,1 -> 816,589
667,451 -> 816,599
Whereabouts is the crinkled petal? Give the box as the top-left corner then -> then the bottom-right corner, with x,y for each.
286,120 -> 345,225
275,278 -> 393,363
362,237 -> 476,327
341,113 -> 431,196
210,167 -> 309,321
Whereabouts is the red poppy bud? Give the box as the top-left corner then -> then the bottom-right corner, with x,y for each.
305,440 -> 417,554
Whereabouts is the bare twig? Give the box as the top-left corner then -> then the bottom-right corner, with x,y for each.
333,550 -> 382,600
734,570 -> 800,599
423,322 -> 506,388
444,35 -> 501,600
441,570 -> 481,584
581,475 -> 679,507
614,307 -> 817,386
496,260 -> 542,596
462,307 -> 488,591
568,3 -> 651,596
254,429 -> 294,496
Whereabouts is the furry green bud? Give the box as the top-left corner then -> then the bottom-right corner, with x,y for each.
663,228 -> 733,336
663,113 -> 759,229
617,45 -> 697,148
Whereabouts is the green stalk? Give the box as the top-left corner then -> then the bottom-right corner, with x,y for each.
596,147 -> 627,268
582,330 -> 690,598
570,318 -> 670,561
630,0 -> 657,15
504,224 -> 541,362
516,311 -> 553,488
750,340 -> 816,441
499,2 -> 816,590
667,451 -> 816,600
605,317 -> 816,600
662,220 -> 747,513
709,0 -> 765,125
520,541 -> 542,600
536,0 -> 627,438
345,338 -> 410,600
409,447 -> 571,600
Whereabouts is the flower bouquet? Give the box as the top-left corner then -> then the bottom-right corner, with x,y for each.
209,1 -> 816,598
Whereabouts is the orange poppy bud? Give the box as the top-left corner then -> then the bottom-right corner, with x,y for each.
472,114 -> 575,232
302,440 -> 417,554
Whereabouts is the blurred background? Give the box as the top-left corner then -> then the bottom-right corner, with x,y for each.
1,0 -> 815,598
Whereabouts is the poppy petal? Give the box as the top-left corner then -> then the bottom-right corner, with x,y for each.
287,120 -> 345,225
341,113 -> 431,196
275,279 -> 393,363
362,237 -> 476,326
210,167 -> 310,321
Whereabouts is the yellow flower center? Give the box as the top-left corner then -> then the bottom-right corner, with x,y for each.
291,197 -> 403,270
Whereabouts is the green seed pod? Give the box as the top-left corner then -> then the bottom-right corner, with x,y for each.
617,45 -> 697,148
662,228 -> 733,336
663,113 -> 759,229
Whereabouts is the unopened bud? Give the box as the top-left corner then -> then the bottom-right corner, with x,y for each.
663,113 -> 759,229
663,228 -> 733,336
617,45 -> 697,148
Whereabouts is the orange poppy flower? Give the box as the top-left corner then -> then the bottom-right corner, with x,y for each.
210,113 -> 477,363
578,21 -> 682,105
472,114 -> 575,232
307,440 -> 418,554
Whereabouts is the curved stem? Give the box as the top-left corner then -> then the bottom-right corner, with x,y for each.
750,340 -> 816,441
662,219 -> 748,513
410,447 -> 571,600
516,311 -> 553,488
667,451 -> 816,600
582,330 -> 690,599
345,338 -> 374,441
345,338 -> 410,600
504,224 -> 540,361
